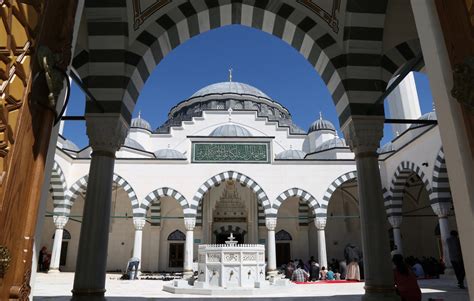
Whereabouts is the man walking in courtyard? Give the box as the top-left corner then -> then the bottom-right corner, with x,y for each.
446,231 -> 465,289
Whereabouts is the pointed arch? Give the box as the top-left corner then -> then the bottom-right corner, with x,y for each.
273,188 -> 320,218
73,0 -> 394,125
135,187 -> 190,225
59,173 -> 139,217
387,161 -> 433,217
50,161 -> 67,216
320,171 -> 358,218
432,148 -> 452,205
190,171 -> 270,219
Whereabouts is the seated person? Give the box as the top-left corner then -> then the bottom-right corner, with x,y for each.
326,268 -> 335,280
412,261 -> 425,279
320,266 -> 328,280
291,264 -> 310,282
334,269 -> 341,280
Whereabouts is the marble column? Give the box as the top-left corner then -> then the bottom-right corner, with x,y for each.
183,217 -> 196,279
265,217 -> 277,276
132,218 -> 146,271
49,216 -> 69,272
72,115 -> 128,300
314,217 -> 328,269
388,216 -> 403,254
342,116 -> 399,301
431,202 -> 453,272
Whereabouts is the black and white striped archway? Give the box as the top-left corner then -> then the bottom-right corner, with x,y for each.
320,171 -> 358,218
73,0 -> 400,125
58,174 -> 138,218
272,188 -> 320,218
387,161 -> 433,218
190,171 -> 271,220
135,187 -> 191,224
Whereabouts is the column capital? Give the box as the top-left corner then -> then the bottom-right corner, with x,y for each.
86,114 -> 129,154
388,216 -> 402,228
314,217 -> 327,230
133,218 -> 146,230
341,115 -> 384,155
184,217 -> 196,231
53,215 -> 69,229
265,217 -> 277,231
431,202 -> 451,218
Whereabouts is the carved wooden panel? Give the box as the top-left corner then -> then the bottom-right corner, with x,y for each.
0,0 -> 41,205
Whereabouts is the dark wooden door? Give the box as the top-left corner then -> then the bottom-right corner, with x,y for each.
169,243 -> 184,268
276,243 -> 291,267
60,242 -> 68,266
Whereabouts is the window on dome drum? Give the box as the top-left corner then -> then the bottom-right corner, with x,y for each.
216,103 -> 225,110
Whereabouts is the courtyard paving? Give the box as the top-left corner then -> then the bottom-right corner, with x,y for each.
33,272 -> 470,301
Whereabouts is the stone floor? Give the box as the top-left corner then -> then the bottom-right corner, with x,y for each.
33,272 -> 470,301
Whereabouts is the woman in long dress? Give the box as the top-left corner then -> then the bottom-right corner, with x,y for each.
346,259 -> 360,281
344,243 -> 361,281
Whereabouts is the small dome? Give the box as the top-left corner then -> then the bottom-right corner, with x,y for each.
378,142 -> 394,154
308,113 -> 336,133
275,149 -> 307,159
122,137 -> 145,151
410,111 -> 437,129
131,112 -> 152,131
191,82 -> 270,99
210,124 -> 252,137
314,137 -> 347,152
154,148 -> 186,159
62,139 -> 79,151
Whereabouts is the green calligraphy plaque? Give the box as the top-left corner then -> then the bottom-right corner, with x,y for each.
192,142 -> 270,163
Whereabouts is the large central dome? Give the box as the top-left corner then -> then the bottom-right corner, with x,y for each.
190,82 -> 270,99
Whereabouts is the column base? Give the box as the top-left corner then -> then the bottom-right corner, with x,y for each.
71,288 -> 106,301
48,268 -> 60,273
183,270 -> 194,280
362,286 -> 400,301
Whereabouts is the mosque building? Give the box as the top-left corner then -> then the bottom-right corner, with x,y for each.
42,76 -> 455,275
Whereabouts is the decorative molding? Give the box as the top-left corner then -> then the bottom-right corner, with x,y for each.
314,217 -> 327,230
53,216 -> 68,229
388,216 -> 402,228
133,218 -> 146,231
85,115 -> 129,154
265,217 -> 277,231
451,57 -> 474,111
297,0 -> 340,33
342,116 -> 385,155
184,218 -> 196,231
431,202 -> 451,218
133,0 -> 171,31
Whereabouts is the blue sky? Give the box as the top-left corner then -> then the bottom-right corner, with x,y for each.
63,25 -> 433,148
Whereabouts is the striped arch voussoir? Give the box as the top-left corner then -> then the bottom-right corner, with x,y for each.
51,161 -> 67,216
381,38 -> 421,83
320,171 -> 358,218
191,171 -> 270,218
432,148 -> 452,206
388,161 -> 433,218
135,187 -> 189,225
273,188 -> 319,217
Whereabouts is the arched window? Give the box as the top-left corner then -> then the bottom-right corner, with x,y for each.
275,229 -> 292,241
168,230 -> 186,241
168,230 -> 185,268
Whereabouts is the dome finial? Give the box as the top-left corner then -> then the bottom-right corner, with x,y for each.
319,111 -> 323,120
228,67 -> 233,82
138,110 -> 142,119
